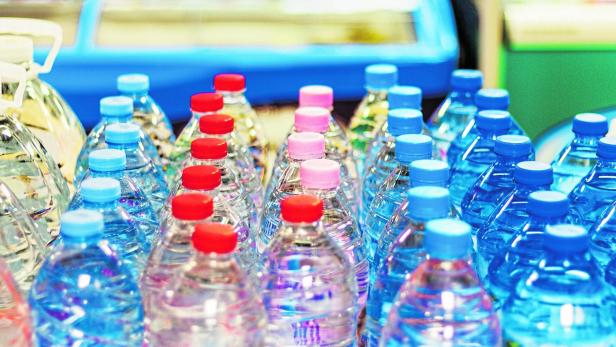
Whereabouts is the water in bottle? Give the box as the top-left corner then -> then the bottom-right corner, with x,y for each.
501,224 -> 615,346
428,69 -> 483,162
29,209 -> 143,346
259,195 -> 357,346
147,222 -> 267,346
379,218 -> 501,347
0,257 -> 32,347
588,199 -> 616,269
605,257 -> 616,288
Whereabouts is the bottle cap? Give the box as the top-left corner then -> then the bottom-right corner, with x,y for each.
572,113 -> 608,136
365,64 -> 398,90
494,135 -> 533,157
89,149 -> 127,172
60,209 -> 104,238
475,88 -> 510,110
294,107 -> 330,133
424,218 -> 472,260
450,69 -> 483,92
527,191 -> 568,218
100,96 -> 133,117
80,177 -> 121,203
105,123 -> 140,145
0,36 -> 33,64
199,114 -> 234,135
190,93 -> 224,113
299,85 -> 334,109
544,224 -> 589,254
117,74 -> 149,94
300,159 -> 340,190
193,223 -> 237,254
288,132 -> 325,160
191,138 -> 227,160
410,159 -> 449,187
407,186 -> 451,221
171,193 -> 214,221
182,165 -> 221,190
214,74 -> 245,92
514,161 -> 553,186
388,85 -> 422,110
395,134 -> 432,164
597,137 -> 616,159
280,195 -> 323,223
388,109 -> 423,136
475,110 -> 512,131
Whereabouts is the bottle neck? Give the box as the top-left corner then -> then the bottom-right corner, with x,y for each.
62,234 -> 102,246
120,91 -> 148,99
192,110 -> 219,119
529,214 -> 567,226
495,154 -> 530,167
103,115 -> 132,124
595,157 -> 616,170
107,142 -> 139,151
90,169 -> 124,179
477,127 -> 508,139
184,186 -> 219,196
302,186 -> 338,199
572,133 -> 602,148
515,181 -> 551,192
82,200 -> 119,210
202,133 -> 232,142
449,90 -> 475,106
190,156 -> 226,168
218,90 -> 247,103
280,220 -> 321,238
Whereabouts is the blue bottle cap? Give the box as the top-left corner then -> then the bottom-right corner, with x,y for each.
425,218 -> 472,260
388,109 -> 423,136
494,135 -> 533,157
365,64 -> 398,90
88,149 -> 126,172
407,186 -> 451,221
514,161 -> 553,186
572,113 -> 608,136
410,159 -> 449,187
60,209 -> 104,238
105,123 -> 140,145
527,191 -> 568,218
475,110 -> 512,131
117,73 -> 150,94
100,96 -> 133,118
80,177 -> 121,203
395,134 -> 432,164
388,85 -> 422,110
544,224 -> 589,254
451,69 -> 483,92
597,137 -> 616,159
475,88 -> 510,111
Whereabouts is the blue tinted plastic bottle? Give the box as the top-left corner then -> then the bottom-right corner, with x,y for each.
29,210 -> 143,346
605,257 -> 616,288
552,113 -> 608,194
380,219 -> 501,347
502,224 -> 615,346
588,199 -> 616,269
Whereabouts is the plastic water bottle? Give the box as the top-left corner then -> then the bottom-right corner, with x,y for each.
68,177 -> 149,278
298,85 -> 347,142
259,195 -> 357,346
29,210 -> 144,346
476,161 -> 553,280
104,123 -> 169,214
429,69 -> 483,162
448,110 -> 513,211
605,257 -> 616,288
380,218 -> 501,347
364,134 -> 433,263
461,135 -> 534,232
588,198 -> 616,269
487,191 -> 570,308
147,222 -> 267,346
260,133 -> 325,250
552,113 -> 608,194
366,187 -> 454,347
0,257 -> 32,347
501,224 -> 615,346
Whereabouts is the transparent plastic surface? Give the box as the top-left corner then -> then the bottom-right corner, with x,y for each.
348,90 -> 389,174
552,134 -> 600,194
569,158 -> 616,229
0,258 -> 32,347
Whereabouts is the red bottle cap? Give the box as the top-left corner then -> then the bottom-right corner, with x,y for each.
190,138 -> 227,160
190,93 -> 223,113
182,165 -> 221,190
171,193 -> 214,220
192,223 -> 237,254
214,74 -> 246,92
280,195 -> 324,223
199,114 -> 234,135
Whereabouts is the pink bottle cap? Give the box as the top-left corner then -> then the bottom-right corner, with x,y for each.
294,107 -> 330,133
299,85 -> 334,109
288,132 -> 325,160
300,159 -> 340,189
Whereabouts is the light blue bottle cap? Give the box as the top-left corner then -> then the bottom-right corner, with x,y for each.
60,209 -> 104,239
514,161 -> 553,186
388,85 -> 422,110
117,73 -> 150,94
572,113 -> 608,136
475,110 -> 512,131
597,137 -> 616,159
89,149 -> 126,172
395,134 -> 432,164
451,69 -> 483,92
528,191 -> 568,218
388,109 -> 423,136
410,159 -> 449,187
407,186 -> 450,220
475,88 -> 510,111
80,177 -> 121,203
425,218 -> 472,260
100,96 -> 133,117
105,123 -> 140,145
544,224 -> 589,254
365,64 -> 398,90
494,135 -> 533,157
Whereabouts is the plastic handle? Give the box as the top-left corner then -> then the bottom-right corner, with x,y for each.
0,62 -> 27,110
0,17 -> 62,74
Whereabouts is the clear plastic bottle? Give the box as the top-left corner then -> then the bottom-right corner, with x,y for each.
428,69 -> 483,162
588,199 -> 616,269
259,195 -> 357,346
29,209 -> 144,346
502,224 -> 615,346
448,110 -> 513,211
0,257 -> 32,347
380,218 -> 501,347
366,187 -> 454,347
461,135 -> 534,232
148,222 -> 267,346
299,85 -> 346,135
476,161 -> 553,281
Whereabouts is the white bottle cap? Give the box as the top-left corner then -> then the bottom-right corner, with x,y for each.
0,36 -> 33,64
